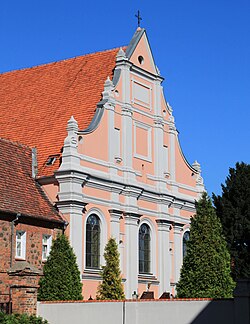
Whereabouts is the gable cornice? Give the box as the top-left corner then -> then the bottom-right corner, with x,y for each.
125,28 -> 145,59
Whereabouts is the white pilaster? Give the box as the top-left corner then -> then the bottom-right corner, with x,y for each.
169,115 -> 177,186
70,205 -> 84,273
153,116 -> 165,190
121,104 -> 135,181
173,223 -> 184,285
116,49 -> 135,182
109,209 -> 122,244
109,209 -> 123,271
153,79 -> 162,116
103,77 -> 119,176
156,220 -> 171,295
124,212 -> 141,298
56,200 -> 86,274
122,186 -> 142,214
56,116 -> 87,273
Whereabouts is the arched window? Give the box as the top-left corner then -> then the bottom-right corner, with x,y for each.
183,231 -> 190,259
139,224 -> 151,274
86,214 -> 100,269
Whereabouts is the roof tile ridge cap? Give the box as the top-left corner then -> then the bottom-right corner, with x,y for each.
0,45 -> 128,76
0,137 -> 33,152
82,45 -> 127,57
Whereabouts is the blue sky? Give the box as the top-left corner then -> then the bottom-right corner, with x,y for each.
1,0 -> 249,196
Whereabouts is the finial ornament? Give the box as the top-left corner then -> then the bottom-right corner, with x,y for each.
192,160 -> 201,173
116,47 -> 126,60
67,115 -> 78,133
104,76 -> 114,90
135,10 -> 142,28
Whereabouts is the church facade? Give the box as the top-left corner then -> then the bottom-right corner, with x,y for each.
0,28 -> 204,299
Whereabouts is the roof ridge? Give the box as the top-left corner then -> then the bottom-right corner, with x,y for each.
0,46 -> 126,76
0,137 -> 32,151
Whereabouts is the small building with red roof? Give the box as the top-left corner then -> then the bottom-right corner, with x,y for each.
0,138 -> 65,314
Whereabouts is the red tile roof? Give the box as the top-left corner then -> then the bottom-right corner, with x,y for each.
0,138 -> 64,223
0,48 -> 119,176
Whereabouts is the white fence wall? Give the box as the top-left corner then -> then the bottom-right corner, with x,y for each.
37,280 -> 250,324
37,299 -> 234,324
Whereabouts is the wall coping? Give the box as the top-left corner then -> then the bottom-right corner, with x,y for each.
37,297 -> 234,304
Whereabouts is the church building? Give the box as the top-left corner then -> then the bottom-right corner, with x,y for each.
0,28 -> 204,299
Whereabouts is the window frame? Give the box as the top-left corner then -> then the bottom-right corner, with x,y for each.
85,214 -> 101,270
139,223 -> 151,274
182,230 -> 190,260
15,231 -> 26,260
84,208 -> 107,272
42,234 -> 52,261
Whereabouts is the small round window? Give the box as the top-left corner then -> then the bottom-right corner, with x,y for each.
138,55 -> 144,65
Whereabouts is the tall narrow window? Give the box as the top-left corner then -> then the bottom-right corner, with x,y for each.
16,231 -> 26,259
86,214 -> 100,269
183,231 -> 190,258
139,224 -> 151,274
42,234 -> 52,261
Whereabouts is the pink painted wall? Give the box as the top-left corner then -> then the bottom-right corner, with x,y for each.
46,29 -> 203,300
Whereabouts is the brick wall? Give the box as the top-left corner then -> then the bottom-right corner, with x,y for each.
0,216 -> 62,314
0,220 -> 12,301
13,221 -> 58,270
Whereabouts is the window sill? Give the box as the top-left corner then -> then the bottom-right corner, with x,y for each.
15,257 -> 26,261
138,273 -> 158,283
82,268 -> 102,280
84,268 -> 101,273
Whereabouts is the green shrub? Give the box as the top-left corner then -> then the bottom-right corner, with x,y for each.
0,312 -> 48,324
176,192 -> 235,298
213,162 -> 250,280
97,237 -> 125,300
38,234 -> 83,301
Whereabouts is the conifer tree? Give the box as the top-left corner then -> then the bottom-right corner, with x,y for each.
97,237 -> 125,300
213,162 -> 250,280
176,192 -> 235,298
38,234 -> 83,301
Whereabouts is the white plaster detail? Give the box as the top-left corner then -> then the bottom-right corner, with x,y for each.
169,115 -> 176,184
79,152 -> 141,176
121,103 -> 135,181
156,66 -> 161,75
114,99 -> 172,124
153,115 -> 165,190
153,79 -> 162,116
163,145 -> 169,176
116,47 -> 126,61
157,220 -> 171,295
109,209 -> 121,244
192,160 -> 205,194
124,213 -> 140,298
102,76 -> 115,100
109,209 -> 123,272
60,116 -> 80,170
167,102 -> 173,114
114,128 -> 121,161
131,78 -> 152,110
173,223 -> 184,285
56,117 -> 86,272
